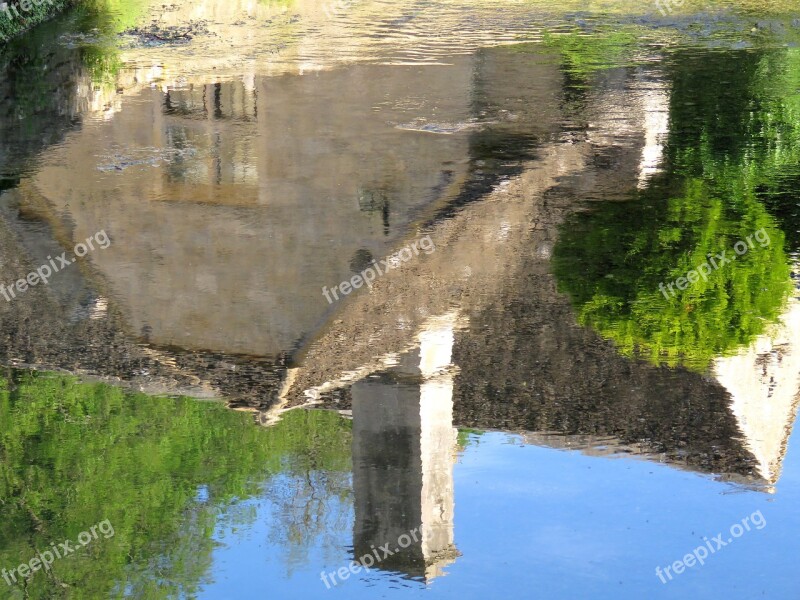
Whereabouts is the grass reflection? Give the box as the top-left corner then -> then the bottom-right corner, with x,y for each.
0,371 -> 351,599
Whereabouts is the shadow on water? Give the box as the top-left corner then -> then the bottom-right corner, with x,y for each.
0,16 -> 90,184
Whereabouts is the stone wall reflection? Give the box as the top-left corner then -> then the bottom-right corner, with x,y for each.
27,58 -> 475,355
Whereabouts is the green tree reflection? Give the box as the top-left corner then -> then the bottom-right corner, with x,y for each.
0,370 -> 351,599
553,48 -> 800,370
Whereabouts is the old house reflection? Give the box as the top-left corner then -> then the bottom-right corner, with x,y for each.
0,8 -> 798,521
351,316 -> 460,580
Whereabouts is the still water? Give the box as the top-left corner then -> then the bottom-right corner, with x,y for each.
1,0 -> 800,598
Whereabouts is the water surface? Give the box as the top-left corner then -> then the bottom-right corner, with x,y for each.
1,1 -> 799,598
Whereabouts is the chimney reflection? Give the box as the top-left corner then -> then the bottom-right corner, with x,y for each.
350,317 -> 460,581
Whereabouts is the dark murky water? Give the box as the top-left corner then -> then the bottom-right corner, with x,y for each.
1,1 -> 800,598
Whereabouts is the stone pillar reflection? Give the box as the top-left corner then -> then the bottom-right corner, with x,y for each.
351,318 -> 459,580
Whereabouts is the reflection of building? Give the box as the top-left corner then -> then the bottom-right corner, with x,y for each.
27,58 -> 475,355
351,317 -> 459,580
0,41 -> 565,404
635,72 -> 670,189
714,272 -> 800,485
5,17 -> 799,493
278,59 -> 800,489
